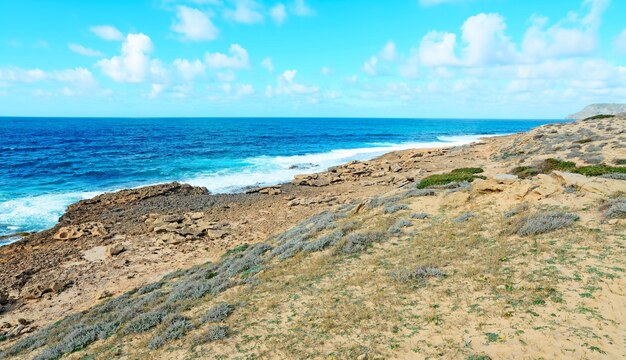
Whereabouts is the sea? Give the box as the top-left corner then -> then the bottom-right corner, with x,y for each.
0,117 -> 564,245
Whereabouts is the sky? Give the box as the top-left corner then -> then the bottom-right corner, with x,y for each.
0,0 -> 625,119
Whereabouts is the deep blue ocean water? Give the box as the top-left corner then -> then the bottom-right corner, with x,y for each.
0,117 -> 564,244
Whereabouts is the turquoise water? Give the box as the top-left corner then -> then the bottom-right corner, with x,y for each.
0,117 -> 563,243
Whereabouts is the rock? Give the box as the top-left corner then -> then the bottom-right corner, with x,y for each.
53,222 -> 106,240
493,174 -> 518,184
23,285 -> 50,300
187,211 -> 204,220
17,318 -> 32,326
107,244 -> 126,257
50,280 -> 72,293
97,290 -> 113,300
472,179 -> 505,193
0,289 -> 9,305
161,214 -> 184,223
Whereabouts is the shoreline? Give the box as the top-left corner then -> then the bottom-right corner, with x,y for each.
0,132 -> 511,245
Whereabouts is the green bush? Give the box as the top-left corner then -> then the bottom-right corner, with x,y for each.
451,167 -> 484,174
511,166 -> 539,179
417,173 -> 477,189
582,114 -> 615,121
573,165 -> 626,177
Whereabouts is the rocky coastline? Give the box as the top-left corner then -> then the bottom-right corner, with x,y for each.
1,114 -> 625,359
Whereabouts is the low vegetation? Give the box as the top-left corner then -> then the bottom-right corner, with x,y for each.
512,158 -> 626,179
417,167 -> 485,189
511,211 -> 579,236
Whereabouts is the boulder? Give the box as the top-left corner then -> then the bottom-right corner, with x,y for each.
53,222 -> 106,240
493,174 -> 518,184
107,244 -> 126,257
472,179 -> 505,193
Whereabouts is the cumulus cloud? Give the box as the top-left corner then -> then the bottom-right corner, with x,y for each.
418,31 -> 459,67
521,0 -> 609,61
173,58 -> 205,80
270,3 -> 287,24
272,69 -> 319,95
96,33 -> 155,83
90,25 -> 123,41
379,41 -> 397,61
224,0 -> 264,24
171,6 -> 219,41
205,44 -> 250,69
461,13 -> 517,66
68,43 -> 103,57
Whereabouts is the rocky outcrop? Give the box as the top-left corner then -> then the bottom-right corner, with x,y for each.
567,103 -> 626,120
144,211 -> 231,244
53,222 -> 107,240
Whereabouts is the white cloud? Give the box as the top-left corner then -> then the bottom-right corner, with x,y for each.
149,83 -> 166,98
171,6 -> 219,41
461,13 -> 517,66
0,67 -> 95,84
291,0 -> 314,16
224,0 -> 264,24
69,43 -> 103,57
363,56 -> 378,76
616,29 -> 626,54
96,33 -> 154,83
261,57 -> 274,73
270,3 -> 287,24
276,69 -> 319,95
418,31 -> 459,67
379,41 -> 397,61
320,66 -> 332,76
173,58 -> 205,80
90,25 -> 123,41
205,44 -> 250,69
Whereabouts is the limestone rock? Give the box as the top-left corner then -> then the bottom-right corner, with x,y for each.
107,244 -> 126,257
53,222 -> 106,240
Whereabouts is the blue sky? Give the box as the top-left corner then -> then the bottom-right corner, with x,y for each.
1,0 -> 625,118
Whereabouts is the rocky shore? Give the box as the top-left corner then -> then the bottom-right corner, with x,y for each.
1,114 -> 625,359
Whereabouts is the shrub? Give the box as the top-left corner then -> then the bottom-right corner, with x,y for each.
383,204 -> 410,214
137,281 -> 165,295
410,213 -> 429,219
303,230 -> 344,252
392,266 -> 445,283
222,244 -> 249,258
341,232 -> 385,254
367,195 -> 402,209
195,325 -> 229,345
539,158 -> 576,172
614,159 -> 626,165
388,218 -> 413,234
451,167 -> 484,174
601,197 -> 626,219
513,212 -> 579,236
123,307 -> 170,334
601,173 -> 626,180
202,303 -> 235,323
574,138 -> 593,144
573,165 -> 626,177
582,114 -> 615,121
417,170 -> 484,189
452,213 -> 475,223
511,166 -> 539,179
148,314 -> 193,350
405,189 -> 436,197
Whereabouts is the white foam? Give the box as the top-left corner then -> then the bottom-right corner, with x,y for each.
0,135 -> 489,243
0,191 -> 100,235
186,137 -> 482,193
